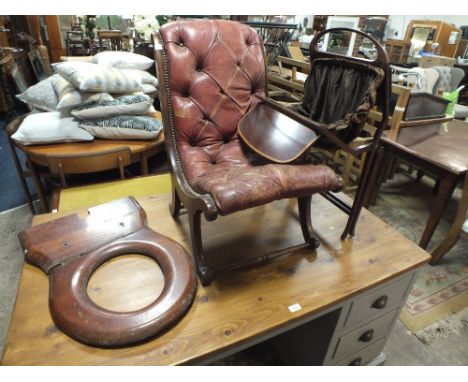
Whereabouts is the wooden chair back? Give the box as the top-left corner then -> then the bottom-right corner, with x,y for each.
367,84 -> 411,141
98,30 -> 123,51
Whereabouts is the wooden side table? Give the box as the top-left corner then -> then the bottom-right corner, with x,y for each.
2,191 -> 429,365
371,120 -> 468,264
8,111 -> 165,213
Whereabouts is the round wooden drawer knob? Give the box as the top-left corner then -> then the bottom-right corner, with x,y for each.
349,357 -> 362,366
372,295 -> 388,309
359,329 -> 375,342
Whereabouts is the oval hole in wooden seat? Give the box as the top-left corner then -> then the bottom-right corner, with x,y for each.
87,254 -> 165,313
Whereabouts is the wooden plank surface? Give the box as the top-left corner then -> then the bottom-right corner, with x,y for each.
2,193 -> 430,365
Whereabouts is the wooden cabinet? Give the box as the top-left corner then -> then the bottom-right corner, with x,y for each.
273,271 -> 417,365
384,39 -> 411,64
405,20 -> 462,58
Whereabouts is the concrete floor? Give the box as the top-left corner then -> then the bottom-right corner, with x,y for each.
0,203 -> 467,365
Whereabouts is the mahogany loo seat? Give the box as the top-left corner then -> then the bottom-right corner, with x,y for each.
19,197 -> 197,347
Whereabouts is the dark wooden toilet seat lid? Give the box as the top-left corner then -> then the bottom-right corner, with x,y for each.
19,197 -> 197,348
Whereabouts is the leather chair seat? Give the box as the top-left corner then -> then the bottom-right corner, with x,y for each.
190,159 -> 342,215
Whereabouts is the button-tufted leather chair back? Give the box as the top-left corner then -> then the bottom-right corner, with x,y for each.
158,19 -> 267,181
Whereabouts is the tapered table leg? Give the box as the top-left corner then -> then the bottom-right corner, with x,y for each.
419,175 -> 458,250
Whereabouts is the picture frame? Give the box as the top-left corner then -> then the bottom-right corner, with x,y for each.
10,63 -> 28,93
1,54 -> 28,94
28,48 -> 47,81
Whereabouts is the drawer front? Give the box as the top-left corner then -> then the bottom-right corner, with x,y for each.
335,339 -> 386,366
345,273 -> 413,327
334,308 -> 398,361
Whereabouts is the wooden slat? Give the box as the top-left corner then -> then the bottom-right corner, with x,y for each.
267,73 -> 305,92
276,56 -> 310,72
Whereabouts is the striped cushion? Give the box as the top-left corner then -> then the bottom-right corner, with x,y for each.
53,75 -> 114,110
55,61 -> 143,93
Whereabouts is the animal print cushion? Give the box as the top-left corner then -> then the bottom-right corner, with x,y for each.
16,74 -> 60,112
71,94 -> 153,120
79,116 -> 162,140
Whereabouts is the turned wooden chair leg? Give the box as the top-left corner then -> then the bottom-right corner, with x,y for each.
367,150 -> 392,207
341,148 -> 377,239
187,209 -> 214,286
363,146 -> 385,209
298,196 -> 320,248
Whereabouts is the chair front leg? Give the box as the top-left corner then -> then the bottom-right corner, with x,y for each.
169,181 -> 182,217
298,196 -> 320,248
187,208 -> 214,286
341,147 -> 380,240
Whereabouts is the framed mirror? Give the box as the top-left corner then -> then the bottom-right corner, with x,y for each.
322,16 -> 360,56
409,27 -> 431,56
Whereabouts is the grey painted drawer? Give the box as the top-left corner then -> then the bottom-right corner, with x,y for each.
334,308 -> 398,361
344,273 -> 413,328
334,339 -> 386,366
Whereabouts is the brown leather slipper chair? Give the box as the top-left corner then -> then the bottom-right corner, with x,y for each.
154,20 -> 389,285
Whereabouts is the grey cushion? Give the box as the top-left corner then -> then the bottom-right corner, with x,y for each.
433,66 -> 465,93
454,103 -> 468,119
16,74 -> 60,112
451,68 -> 465,91
433,66 -> 452,93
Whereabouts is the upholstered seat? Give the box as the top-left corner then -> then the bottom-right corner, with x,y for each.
190,150 -> 341,215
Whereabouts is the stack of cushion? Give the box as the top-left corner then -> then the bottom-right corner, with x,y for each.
13,52 -> 162,144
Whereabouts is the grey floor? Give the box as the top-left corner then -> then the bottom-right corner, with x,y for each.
0,203 -> 467,365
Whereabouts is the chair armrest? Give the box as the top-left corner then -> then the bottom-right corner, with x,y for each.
238,101 -> 319,163
171,169 -> 219,221
255,94 -> 365,157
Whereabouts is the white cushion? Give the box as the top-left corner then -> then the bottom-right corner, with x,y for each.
55,61 -> 143,93
11,112 -> 94,145
16,74 -> 60,112
79,116 -> 162,140
53,75 -> 114,110
121,69 -> 158,87
71,94 -> 153,120
142,83 -> 158,94
92,51 -> 154,71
